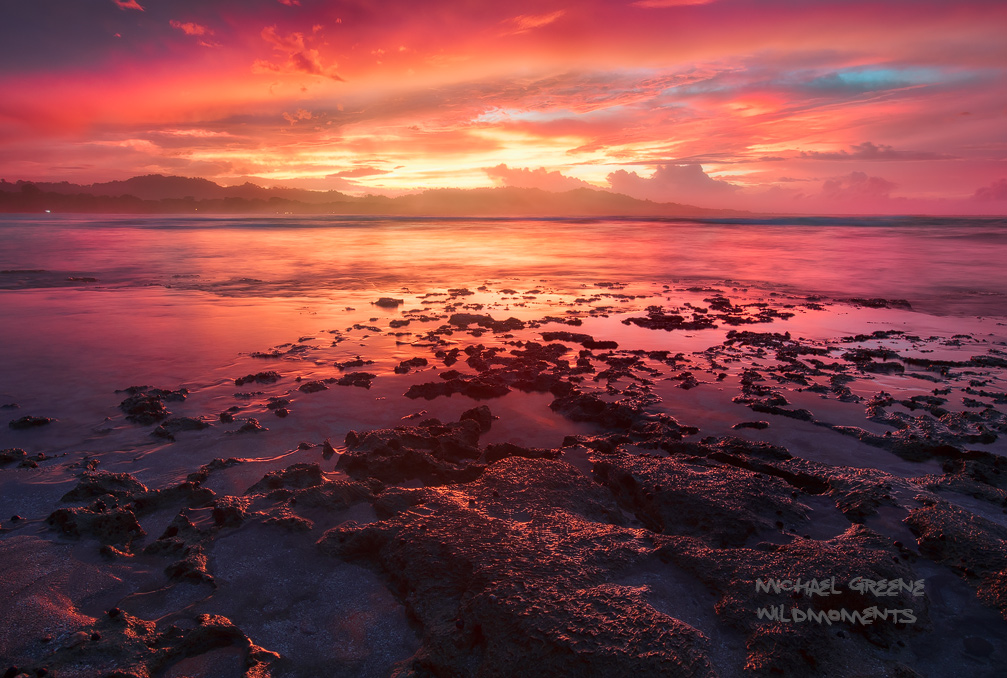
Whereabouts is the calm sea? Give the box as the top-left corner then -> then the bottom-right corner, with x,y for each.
1,214 -> 1005,314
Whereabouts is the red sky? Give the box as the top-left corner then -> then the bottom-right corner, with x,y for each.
2,0 -> 1006,213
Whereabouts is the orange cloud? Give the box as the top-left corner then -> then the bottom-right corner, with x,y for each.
169,21 -> 210,37
502,11 -> 566,36
112,0 -> 143,10
485,164 -> 595,191
255,26 -> 344,81
282,108 -> 313,125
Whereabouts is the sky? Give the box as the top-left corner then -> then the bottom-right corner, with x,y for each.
1,0 -> 1006,214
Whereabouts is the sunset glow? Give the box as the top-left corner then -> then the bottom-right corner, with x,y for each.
2,0 -> 1006,213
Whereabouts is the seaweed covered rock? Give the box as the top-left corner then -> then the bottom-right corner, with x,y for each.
117,386 -> 187,424
32,610 -> 279,678
46,505 -> 145,545
905,499 -> 1007,619
338,417 -> 486,484
319,457 -> 715,678
594,453 -> 809,546
660,525 -> 930,675
245,463 -> 326,494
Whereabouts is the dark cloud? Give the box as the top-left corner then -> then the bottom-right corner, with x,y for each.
821,171 -> 896,199
801,141 -> 954,161
973,178 -> 1007,201
113,0 -> 144,11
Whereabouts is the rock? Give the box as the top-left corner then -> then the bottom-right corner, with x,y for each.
234,371 -> 281,386
373,297 -> 404,307
119,394 -> 169,425
448,313 -> 525,332
661,525 -> 929,672
61,471 -> 148,502
733,421 -> 770,430
481,442 -> 561,464
336,372 -> 376,388
164,545 -> 215,586
246,463 -> 326,494
459,405 -> 494,432
338,418 -> 485,484
8,415 -> 55,429
211,497 -> 250,528
549,392 -> 638,429
0,448 -> 27,465
298,380 -> 328,393
236,418 -> 266,434
319,456 -> 716,677
905,499 -> 1007,618
46,506 -> 145,545
335,357 -> 375,369
540,331 -> 618,349
394,356 -> 429,374
594,454 -> 809,546
31,610 -> 278,678
151,416 -> 210,440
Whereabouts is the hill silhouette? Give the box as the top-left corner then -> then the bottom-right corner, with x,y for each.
0,174 -> 747,217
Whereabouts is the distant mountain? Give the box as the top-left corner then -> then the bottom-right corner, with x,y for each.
0,174 -> 749,217
0,174 -> 349,204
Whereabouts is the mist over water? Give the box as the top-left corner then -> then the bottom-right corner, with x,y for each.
1,214 -> 1005,314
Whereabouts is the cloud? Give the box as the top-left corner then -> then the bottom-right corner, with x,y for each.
606,164 -> 739,205
821,171 -> 896,200
632,0 -> 716,7
332,166 -> 391,178
800,141 -> 954,161
278,0 -> 301,5
112,0 -> 144,10
502,11 -> 566,36
255,26 -> 343,81
282,108 -> 313,125
484,164 -> 595,192
973,178 -> 1007,201
169,21 -> 210,37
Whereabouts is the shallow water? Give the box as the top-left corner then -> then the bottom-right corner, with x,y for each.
2,214 -> 1006,313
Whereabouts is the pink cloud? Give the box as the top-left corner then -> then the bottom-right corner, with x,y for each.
282,108 -> 313,125
169,20 -> 210,37
632,0 -> 716,7
485,164 -> 594,191
278,0 -> 301,5
112,0 -> 144,10
821,171 -> 897,200
502,11 -> 566,36
607,164 -> 739,206
973,178 -> 1007,202
256,26 -> 343,81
